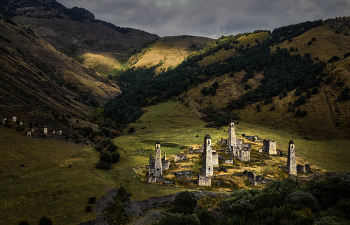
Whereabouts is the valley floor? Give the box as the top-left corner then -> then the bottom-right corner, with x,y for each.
1,101 -> 350,224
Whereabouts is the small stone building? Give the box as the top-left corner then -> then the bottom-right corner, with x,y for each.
238,148 -> 251,162
263,140 -> 277,155
26,131 -> 31,137
223,157 -> 234,164
174,154 -> 187,162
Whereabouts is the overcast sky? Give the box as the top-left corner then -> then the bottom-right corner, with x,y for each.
57,0 -> 350,38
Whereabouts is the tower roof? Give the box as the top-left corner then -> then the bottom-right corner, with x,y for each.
156,140 -> 160,144
230,118 -> 234,123
289,140 -> 294,144
205,133 -> 211,139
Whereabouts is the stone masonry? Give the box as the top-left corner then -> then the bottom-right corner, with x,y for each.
287,140 -> 297,175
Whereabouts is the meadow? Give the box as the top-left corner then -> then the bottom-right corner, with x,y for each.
0,127 -> 113,225
110,101 -> 350,201
1,100 -> 350,224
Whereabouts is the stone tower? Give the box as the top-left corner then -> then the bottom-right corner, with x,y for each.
154,140 -> 162,177
228,119 -> 237,149
287,140 -> 297,175
202,134 -> 213,177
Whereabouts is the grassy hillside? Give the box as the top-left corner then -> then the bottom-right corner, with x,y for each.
0,126 -> 114,225
11,14 -> 159,76
178,19 -> 350,141
0,17 -> 120,128
198,32 -> 271,66
112,101 -> 349,201
131,35 -> 213,74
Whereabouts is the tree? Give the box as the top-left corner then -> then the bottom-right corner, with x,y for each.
39,216 -> 52,225
156,213 -> 200,225
174,190 -> 198,214
256,104 -> 261,112
100,152 -> 112,163
111,152 -> 120,163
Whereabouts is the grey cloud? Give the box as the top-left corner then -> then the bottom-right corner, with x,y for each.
57,0 -> 350,38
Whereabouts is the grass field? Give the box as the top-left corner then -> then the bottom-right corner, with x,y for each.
2,100 -> 349,224
110,101 -> 350,202
0,127 -> 114,225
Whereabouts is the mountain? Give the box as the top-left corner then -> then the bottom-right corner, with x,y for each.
104,18 -> 350,140
0,0 -> 159,77
0,16 -> 119,130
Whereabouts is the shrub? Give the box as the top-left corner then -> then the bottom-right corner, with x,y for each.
294,89 -> 302,96
174,190 -> 198,214
256,104 -> 261,112
18,221 -> 30,225
111,152 -> 120,163
107,144 -> 118,152
39,216 -> 52,225
156,213 -> 200,225
338,86 -> 350,101
88,197 -> 96,204
325,77 -> 332,85
86,205 -> 92,212
100,152 -> 112,163
128,127 -> 135,133
287,190 -> 321,212
311,87 -> 319,95
95,161 -> 111,170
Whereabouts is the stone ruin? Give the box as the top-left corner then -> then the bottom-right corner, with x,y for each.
222,157 -> 234,164
212,150 -> 219,166
297,164 -> 311,173
198,134 -> 213,186
247,172 -> 269,185
226,120 -> 251,162
148,140 -> 170,183
174,171 -> 192,179
217,138 -> 228,145
189,147 -> 202,154
174,154 -> 187,162
286,140 -> 297,175
263,140 -> 277,155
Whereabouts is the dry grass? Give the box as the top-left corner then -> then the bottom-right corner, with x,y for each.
199,32 -> 271,66
132,35 -> 213,74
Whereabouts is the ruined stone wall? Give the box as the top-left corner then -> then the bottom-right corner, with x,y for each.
198,175 -> 211,186
239,149 -> 250,162
263,140 -> 277,155
174,154 -> 187,162
162,160 -> 170,170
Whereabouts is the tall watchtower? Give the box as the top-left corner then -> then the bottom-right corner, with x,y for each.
154,140 -> 162,177
228,119 -> 237,150
202,134 -> 213,177
287,140 -> 297,175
